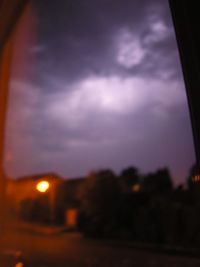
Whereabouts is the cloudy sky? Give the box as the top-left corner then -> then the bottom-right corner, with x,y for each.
5,0 -> 195,184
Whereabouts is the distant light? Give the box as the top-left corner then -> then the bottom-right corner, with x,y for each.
36,181 -> 50,193
15,262 -> 24,267
132,183 -> 141,192
192,175 -> 200,183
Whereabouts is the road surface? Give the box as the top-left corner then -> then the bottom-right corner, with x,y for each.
1,226 -> 200,267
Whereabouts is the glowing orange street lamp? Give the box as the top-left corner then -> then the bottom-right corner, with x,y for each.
36,180 -> 50,193
36,180 -> 56,223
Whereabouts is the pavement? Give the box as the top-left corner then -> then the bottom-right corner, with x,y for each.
9,221 -> 200,259
1,224 -> 200,267
14,221 -> 67,235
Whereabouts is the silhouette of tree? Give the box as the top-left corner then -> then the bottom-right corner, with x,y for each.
19,195 -> 50,223
143,167 -> 173,195
120,166 -> 140,192
77,169 -> 121,237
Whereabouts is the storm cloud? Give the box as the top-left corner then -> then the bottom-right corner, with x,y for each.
5,0 -> 195,184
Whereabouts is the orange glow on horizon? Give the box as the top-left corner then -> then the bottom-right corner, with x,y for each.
36,180 -> 50,193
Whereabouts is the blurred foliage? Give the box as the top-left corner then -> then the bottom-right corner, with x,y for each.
17,164 -> 200,247
77,169 -> 122,237
143,167 -> 173,195
19,195 -> 50,223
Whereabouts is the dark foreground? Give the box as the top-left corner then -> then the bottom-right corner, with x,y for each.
1,226 -> 200,267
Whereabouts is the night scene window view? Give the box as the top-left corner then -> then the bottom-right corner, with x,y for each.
0,1 -> 200,267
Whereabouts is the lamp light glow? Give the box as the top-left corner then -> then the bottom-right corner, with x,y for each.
36,181 -> 49,193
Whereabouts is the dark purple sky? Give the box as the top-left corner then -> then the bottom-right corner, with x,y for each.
5,0 -> 195,184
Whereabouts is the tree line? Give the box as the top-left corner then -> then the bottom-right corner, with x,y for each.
18,164 -> 200,247
77,164 -> 200,247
